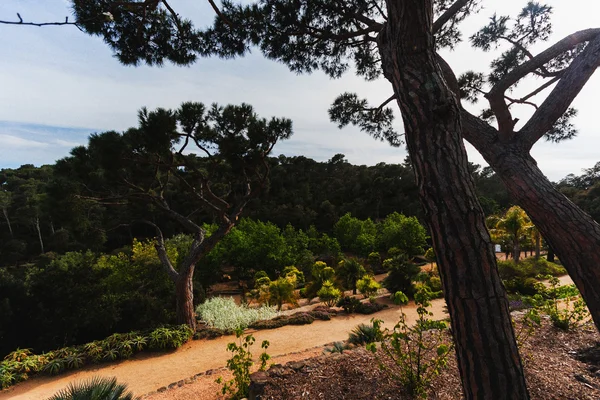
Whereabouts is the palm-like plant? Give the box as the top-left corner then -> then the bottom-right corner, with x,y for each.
46,376 -> 137,400
337,258 -> 366,295
491,206 -> 534,263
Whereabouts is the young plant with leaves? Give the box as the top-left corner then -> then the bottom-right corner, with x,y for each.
217,330 -> 270,400
369,287 -> 452,399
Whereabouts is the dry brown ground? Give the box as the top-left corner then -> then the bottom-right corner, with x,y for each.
259,316 -> 600,400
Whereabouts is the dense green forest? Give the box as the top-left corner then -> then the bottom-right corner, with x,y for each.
2,137 -> 598,360
0,131 -> 514,358
0,154 -> 513,267
1,117 -> 598,360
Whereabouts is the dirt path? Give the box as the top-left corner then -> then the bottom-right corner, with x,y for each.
1,274 -> 576,400
0,299 -> 448,400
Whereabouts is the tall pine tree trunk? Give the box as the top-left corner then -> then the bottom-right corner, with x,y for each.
513,237 -> 520,264
535,232 -> 541,259
378,2 -> 529,398
175,265 -> 196,331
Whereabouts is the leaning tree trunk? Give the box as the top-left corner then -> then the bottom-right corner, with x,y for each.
378,2 -> 529,398
175,266 -> 196,330
460,109 -> 600,332
487,148 -> 600,331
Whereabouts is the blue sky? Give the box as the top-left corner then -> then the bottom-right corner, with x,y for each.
1,0 -> 599,180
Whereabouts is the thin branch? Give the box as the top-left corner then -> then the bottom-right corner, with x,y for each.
519,33 -> 600,150
140,220 -> 179,281
0,13 -> 83,31
160,0 -> 184,34
505,95 -> 538,110
206,0 -> 234,28
433,0 -> 471,34
508,76 -> 561,106
374,94 -> 397,111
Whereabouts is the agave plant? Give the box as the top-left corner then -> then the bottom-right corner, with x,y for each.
45,376 -> 138,400
42,358 -> 66,375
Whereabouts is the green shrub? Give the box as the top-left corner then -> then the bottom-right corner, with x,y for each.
148,325 -> 193,350
337,296 -> 362,313
540,277 -> 589,331
325,342 -> 347,354
282,266 -> 305,288
356,302 -> 387,315
382,254 -> 421,297
317,280 -> 342,307
356,276 -> 381,298
196,297 -> 278,331
369,287 -> 452,399
497,258 -> 565,281
348,319 -> 384,345
46,376 -> 137,400
217,330 -> 270,400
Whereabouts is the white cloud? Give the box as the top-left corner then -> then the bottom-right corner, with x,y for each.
0,134 -> 48,148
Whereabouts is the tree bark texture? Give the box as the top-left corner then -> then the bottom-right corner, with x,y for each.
462,113 -> 600,332
379,2 -> 529,398
486,148 -> 600,331
175,266 -> 196,331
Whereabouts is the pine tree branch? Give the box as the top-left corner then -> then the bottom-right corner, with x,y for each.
141,220 -> 180,281
519,34 -> 600,150
206,0 -> 234,28
489,28 -> 600,96
485,29 -> 600,141
433,0 -> 472,34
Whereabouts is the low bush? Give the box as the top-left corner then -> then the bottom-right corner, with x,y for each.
249,309 -> 334,330
348,319 -> 384,345
337,296 -> 362,313
336,296 -> 387,315
196,297 -> 278,331
46,376 -> 137,400
356,276 -> 381,298
310,311 -> 332,321
356,302 -> 387,315
317,280 -> 342,307
382,255 -> 421,298
0,325 -> 192,390
497,258 -> 565,281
